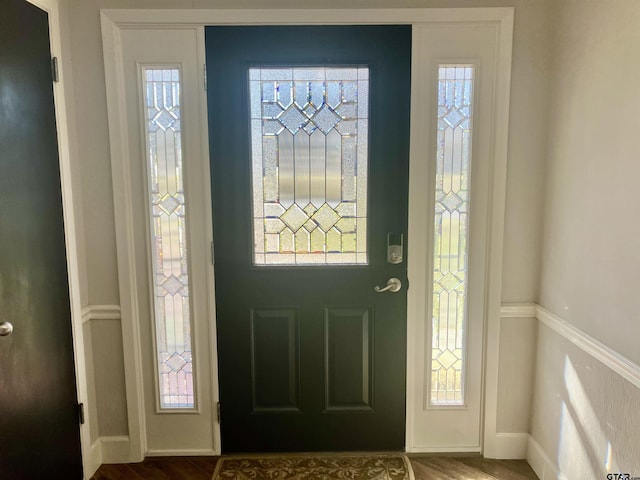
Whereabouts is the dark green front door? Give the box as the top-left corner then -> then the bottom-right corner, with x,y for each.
206,25 -> 411,453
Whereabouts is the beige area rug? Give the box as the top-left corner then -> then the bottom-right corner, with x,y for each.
212,455 -> 415,480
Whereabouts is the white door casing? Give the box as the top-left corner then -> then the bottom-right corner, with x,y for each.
101,8 -> 513,459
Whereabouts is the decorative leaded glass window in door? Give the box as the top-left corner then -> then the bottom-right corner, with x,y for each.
249,67 -> 369,265
143,67 -> 195,409
431,65 -> 474,406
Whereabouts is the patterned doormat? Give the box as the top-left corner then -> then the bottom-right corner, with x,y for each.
212,455 -> 414,480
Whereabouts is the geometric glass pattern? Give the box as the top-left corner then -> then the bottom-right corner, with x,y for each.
249,67 -> 369,265
430,66 -> 474,406
143,68 -> 194,408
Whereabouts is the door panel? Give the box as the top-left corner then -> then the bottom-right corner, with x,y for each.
0,0 -> 82,477
250,307 -> 300,412
324,307 -> 373,411
206,26 -> 411,453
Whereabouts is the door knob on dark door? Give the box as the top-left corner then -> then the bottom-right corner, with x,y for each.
0,321 -> 13,336
374,278 -> 402,293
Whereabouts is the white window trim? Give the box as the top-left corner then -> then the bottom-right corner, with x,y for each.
101,7 -> 513,461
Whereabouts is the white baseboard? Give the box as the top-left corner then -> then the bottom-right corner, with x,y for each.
527,435 -> 568,480
493,433 -> 528,459
146,448 -> 217,456
405,446 -> 481,454
100,435 -> 132,464
89,436 -> 216,471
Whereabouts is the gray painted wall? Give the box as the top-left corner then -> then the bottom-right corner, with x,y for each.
498,317 -> 538,433
531,325 -> 640,475
532,0 -> 640,474
66,1 -> 640,468
540,0 -> 640,367
62,0 -> 550,439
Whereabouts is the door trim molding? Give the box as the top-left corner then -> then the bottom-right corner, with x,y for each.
405,12 -> 514,456
101,7 -> 514,460
475,11 -> 515,458
101,14 -> 149,462
88,439 -> 102,478
102,7 -> 516,26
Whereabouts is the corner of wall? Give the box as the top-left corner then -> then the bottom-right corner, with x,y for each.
494,433 -> 529,460
528,306 -> 640,477
527,434 -> 568,480
100,436 -> 132,464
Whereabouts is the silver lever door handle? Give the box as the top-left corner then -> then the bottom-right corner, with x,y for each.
374,277 -> 402,293
0,321 -> 13,337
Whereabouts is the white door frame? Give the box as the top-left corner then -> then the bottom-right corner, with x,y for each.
101,7 -> 513,461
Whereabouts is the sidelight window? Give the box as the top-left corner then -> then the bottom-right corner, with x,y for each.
249,67 -> 369,266
142,67 -> 195,409
430,65 -> 474,406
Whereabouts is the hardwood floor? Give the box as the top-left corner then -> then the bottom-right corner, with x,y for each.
410,456 -> 538,479
91,457 -> 218,480
91,455 -> 539,479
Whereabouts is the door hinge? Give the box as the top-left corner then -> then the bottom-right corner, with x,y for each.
203,64 -> 207,91
78,403 -> 85,425
216,402 -> 221,424
51,57 -> 59,83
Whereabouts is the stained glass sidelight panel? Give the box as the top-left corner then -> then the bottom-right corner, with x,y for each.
143,67 -> 194,409
430,66 -> 474,406
250,67 -> 369,265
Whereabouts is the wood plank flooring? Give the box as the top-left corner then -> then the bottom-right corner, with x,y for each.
410,456 -> 538,479
91,455 -> 539,479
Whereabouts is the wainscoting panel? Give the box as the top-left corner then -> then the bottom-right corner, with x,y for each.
536,305 -> 640,389
84,301 -> 640,470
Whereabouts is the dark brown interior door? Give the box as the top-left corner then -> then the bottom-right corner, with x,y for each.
0,0 -> 82,477
207,25 -> 411,453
